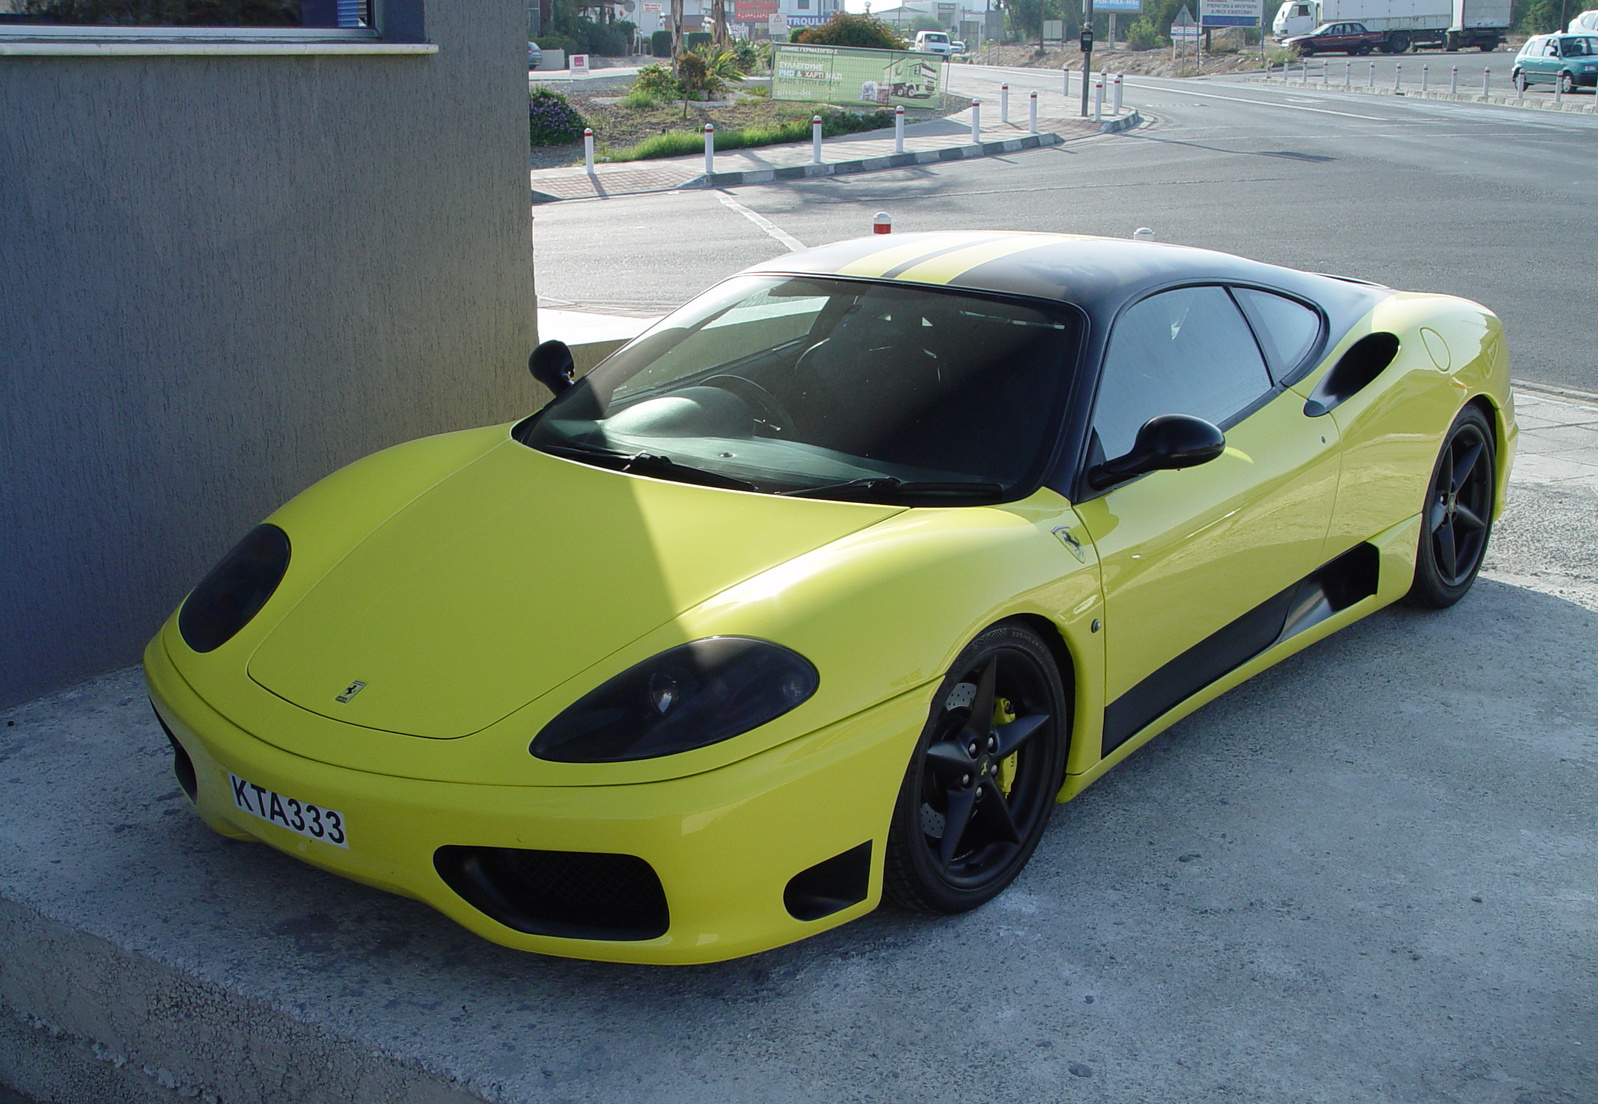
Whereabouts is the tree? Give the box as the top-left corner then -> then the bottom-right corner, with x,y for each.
793,12 -> 906,48
670,0 -> 684,64
712,0 -> 728,46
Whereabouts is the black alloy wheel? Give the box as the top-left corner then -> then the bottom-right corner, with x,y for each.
884,622 -> 1068,913
1407,405 -> 1495,609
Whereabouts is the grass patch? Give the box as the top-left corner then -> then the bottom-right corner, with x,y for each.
600,108 -> 898,162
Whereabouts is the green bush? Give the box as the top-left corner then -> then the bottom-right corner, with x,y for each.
1124,17 -> 1164,49
535,33 -> 579,56
685,31 -> 713,51
650,29 -> 672,55
675,52 -> 725,97
632,63 -> 681,98
599,107 -> 897,162
792,12 -> 906,48
529,86 -> 586,146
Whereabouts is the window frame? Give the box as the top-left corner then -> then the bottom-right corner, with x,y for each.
0,0 -> 432,53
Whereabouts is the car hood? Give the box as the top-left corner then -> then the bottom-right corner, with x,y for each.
246,441 -> 901,739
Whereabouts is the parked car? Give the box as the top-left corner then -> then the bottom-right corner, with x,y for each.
913,30 -> 952,55
1512,33 -> 1598,93
1283,21 -> 1384,55
950,39 -> 968,54
147,232 -> 1514,965
527,41 -> 543,70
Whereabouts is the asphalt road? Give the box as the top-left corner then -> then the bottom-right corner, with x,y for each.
532,65 -> 1598,395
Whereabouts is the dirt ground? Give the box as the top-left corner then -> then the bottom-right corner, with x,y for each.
958,39 -> 1275,79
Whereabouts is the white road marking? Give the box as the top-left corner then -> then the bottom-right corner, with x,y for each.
715,192 -> 804,252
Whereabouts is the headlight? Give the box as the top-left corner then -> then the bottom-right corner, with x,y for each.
177,524 -> 291,653
531,638 -> 819,763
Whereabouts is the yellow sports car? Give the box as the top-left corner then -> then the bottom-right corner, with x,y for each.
145,232 -> 1515,964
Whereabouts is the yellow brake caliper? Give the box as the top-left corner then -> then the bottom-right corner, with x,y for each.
993,697 -> 1017,796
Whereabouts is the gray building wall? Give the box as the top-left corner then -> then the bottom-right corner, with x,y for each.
0,3 -> 540,707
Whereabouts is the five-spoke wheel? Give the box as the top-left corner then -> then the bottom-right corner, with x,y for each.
885,623 -> 1068,913
1407,405 -> 1495,608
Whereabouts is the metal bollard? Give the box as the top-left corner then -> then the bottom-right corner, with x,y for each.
1028,90 -> 1038,134
1345,61 -> 1351,87
1093,77 -> 1104,122
812,115 -> 822,164
1451,65 -> 1458,94
1394,63 -> 1402,91
1421,63 -> 1428,92
1369,61 -> 1376,87
704,123 -> 714,174
1555,78 -> 1563,104
1483,66 -> 1490,96
970,99 -> 981,142
1063,64 -> 1071,97
1001,83 -> 1009,124
584,127 -> 595,173
1322,60 -> 1328,84
1132,227 -> 1154,241
873,211 -> 891,235
1265,59 -> 1272,80
1113,73 -> 1123,114
894,105 -> 904,154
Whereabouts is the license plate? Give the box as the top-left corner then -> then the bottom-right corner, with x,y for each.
229,773 -> 348,848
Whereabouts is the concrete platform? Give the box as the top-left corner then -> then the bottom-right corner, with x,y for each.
3,389 -> 1595,1104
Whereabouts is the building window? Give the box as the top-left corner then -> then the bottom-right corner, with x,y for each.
0,0 -> 372,29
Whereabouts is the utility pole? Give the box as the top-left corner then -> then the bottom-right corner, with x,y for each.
1079,0 -> 1094,116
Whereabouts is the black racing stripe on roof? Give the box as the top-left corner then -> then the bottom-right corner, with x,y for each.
877,237 -> 1009,280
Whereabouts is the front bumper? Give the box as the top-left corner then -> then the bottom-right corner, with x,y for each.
145,636 -> 927,964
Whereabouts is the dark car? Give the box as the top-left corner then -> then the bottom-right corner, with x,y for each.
527,41 -> 543,70
1513,33 -> 1598,94
1283,21 -> 1383,56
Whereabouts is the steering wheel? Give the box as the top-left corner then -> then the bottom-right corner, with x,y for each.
703,375 -> 800,437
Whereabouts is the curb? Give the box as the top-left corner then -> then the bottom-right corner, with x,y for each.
530,110 -> 1141,202
1244,76 -> 1598,113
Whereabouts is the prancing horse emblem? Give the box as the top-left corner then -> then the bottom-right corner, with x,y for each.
335,680 -> 367,703
1052,526 -> 1086,563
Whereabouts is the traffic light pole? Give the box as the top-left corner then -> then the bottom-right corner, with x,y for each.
1079,0 -> 1094,117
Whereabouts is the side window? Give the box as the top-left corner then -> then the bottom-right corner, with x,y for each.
1092,286 -> 1273,461
1233,288 -> 1323,381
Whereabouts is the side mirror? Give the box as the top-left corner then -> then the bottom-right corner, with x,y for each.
529,339 -> 575,395
1088,414 -> 1226,490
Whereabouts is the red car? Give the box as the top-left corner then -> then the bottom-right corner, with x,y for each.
1284,21 -> 1383,55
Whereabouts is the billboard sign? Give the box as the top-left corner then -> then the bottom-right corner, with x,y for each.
734,0 -> 776,20
1095,0 -> 1141,11
1199,0 -> 1261,25
772,44 -> 946,107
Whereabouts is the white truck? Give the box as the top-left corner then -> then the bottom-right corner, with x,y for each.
1272,0 -> 1510,52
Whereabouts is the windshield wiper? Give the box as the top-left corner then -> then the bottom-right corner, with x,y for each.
537,442 -> 757,491
779,477 -> 1006,502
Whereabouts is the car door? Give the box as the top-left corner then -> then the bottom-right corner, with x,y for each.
1072,286 -> 1342,756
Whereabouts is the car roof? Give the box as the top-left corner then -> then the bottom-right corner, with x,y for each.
743,231 -> 1385,327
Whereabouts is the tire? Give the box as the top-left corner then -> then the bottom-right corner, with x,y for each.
1559,71 -> 1576,95
1300,45 -> 1315,56
1388,32 -> 1409,53
1357,43 -> 1372,56
1479,42 -> 1495,52
884,622 -> 1069,914
1405,405 -> 1495,609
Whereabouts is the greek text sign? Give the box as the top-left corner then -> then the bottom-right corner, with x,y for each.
771,44 -> 945,108
1199,0 -> 1261,25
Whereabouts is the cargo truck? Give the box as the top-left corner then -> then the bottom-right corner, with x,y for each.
1272,0 -> 1510,52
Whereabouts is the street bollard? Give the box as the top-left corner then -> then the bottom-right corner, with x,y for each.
1483,66 -> 1490,96
1345,61 -> 1352,87
704,123 -> 714,174
1555,78 -> 1563,104
1369,61 -> 1376,87
1093,77 -> 1103,122
1029,90 -> 1038,133
812,115 -> 822,164
1394,63 -> 1402,91
971,99 -> 981,142
1451,64 -> 1458,94
1265,59 -> 1272,80
1113,73 -> 1123,114
1322,60 -> 1328,84
1063,64 -> 1071,97
1132,227 -> 1154,241
894,105 -> 904,154
1001,83 -> 1009,124
873,211 -> 891,234
584,127 -> 595,173
1421,63 -> 1428,92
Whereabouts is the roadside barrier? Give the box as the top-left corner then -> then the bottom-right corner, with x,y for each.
1484,66 -> 1491,95
1451,65 -> 1459,94
1395,62 -> 1402,91
1029,90 -> 1038,133
704,123 -> 714,173
812,115 -> 822,164
1421,63 -> 1429,92
1093,76 -> 1104,122
584,127 -> 595,173
1001,83 -> 1010,124
894,105 -> 904,154
1113,73 -> 1123,114
970,98 -> 981,141
873,211 -> 891,234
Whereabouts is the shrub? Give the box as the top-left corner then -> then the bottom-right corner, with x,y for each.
535,33 -> 579,56
793,12 -> 906,48
650,29 -> 673,55
1124,17 -> 1163,49
632,62 -> 681,99
685,31 -> 713,51
675,52 -> 725,97
528,86 -> 586,146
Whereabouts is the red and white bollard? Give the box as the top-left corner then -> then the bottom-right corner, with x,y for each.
812,114 -> 823,164
1001,82 -> 1009,123
1483,66 -> 1491,95
1369,61 -> 1376,87
1063,63 -> 1071,97
1450,64 -> 1459,94
873,211 -> 892,234
1394,62 -> 1402,91
1421,63 -> 1428,92
1113,72 -> 1123,114
1028,89 -> 1038,134
1093,76 -> 1103,121
894,105 -> 905,154
584,127 -> 595,173
703,123 -> 714,174
970,98 -> 981,142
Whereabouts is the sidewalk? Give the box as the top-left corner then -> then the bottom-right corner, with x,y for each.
530,101 -> 1141,202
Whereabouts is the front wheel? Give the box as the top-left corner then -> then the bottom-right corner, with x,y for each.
1406,405 -> 1495,609
1357,43 -> 1373,56
1559,71 -> 1576,94
884,622 -> 1069,914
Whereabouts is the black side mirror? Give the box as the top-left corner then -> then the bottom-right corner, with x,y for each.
1088,414 -> 1226,490
529,339 -> 575,395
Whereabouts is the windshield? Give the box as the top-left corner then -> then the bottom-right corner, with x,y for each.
519,275 -> 1082,504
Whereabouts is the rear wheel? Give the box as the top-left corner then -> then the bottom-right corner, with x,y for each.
1559,71 -> 1577,94
1406,405 -> 1495,609
1388,32 -> 1410,53
884,623 -> 1069,914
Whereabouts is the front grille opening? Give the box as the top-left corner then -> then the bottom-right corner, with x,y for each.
434,846 -> 669,942
151,703 -> 198,804
784,841 -> 872,922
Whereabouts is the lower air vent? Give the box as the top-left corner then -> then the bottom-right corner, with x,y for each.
151,703 -> 198,803
784,841 -> 872,922
434,846 -> 669,941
